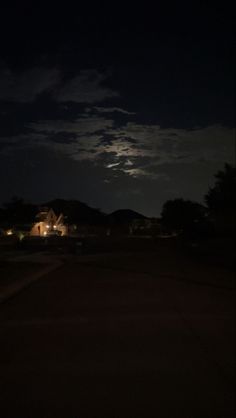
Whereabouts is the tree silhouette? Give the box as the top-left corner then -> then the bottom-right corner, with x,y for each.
205,164 -> 236,214
2,196 -> 37,224
161,198 -> 206,236
204,164 -> 235,236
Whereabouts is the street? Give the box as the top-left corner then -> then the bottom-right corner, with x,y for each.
0,251 -> 234,418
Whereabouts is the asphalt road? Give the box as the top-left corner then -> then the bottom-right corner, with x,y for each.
0,252 -> 234,418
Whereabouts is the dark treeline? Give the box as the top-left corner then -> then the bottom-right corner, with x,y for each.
161,164 -> 235,238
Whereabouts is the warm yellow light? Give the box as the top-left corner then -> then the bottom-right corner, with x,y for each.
53,225 -> 56,229
46,225 -> 50,229
43,231 -> 47,236
6,229 -> 13,236
18,232 -> 24,241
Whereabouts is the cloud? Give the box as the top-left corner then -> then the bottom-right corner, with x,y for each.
0,68 -> 118,105
104,123 -> 235,179
0,67 -> 60,102
28,116 -> 114,136
124,159 -> 133,166
92,106 -> 136,115
106,162 -> 121,168
54,70 -> 119,103
122,167 -> 151,177
109,123 -> 235,169
2,113 -> 234,182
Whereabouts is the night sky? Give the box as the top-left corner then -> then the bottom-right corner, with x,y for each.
0,5 -> 234,216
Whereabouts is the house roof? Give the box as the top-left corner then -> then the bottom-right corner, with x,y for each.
35,208 -> 56,222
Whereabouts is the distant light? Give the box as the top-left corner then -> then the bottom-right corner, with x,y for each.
43,231 -> 47,236
53,225 -> 56,229
6,229 -> 13,236
46,225 -> 50,229
18,232 -> 24,241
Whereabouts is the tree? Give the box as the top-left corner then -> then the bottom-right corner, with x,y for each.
161,198 -> 207,236
205,164 -> 236,214
205,164 -> 236,235
2,196 -> 37,225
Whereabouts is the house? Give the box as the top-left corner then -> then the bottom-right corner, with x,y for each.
131,217 -> 162,236
30,207 -> 67,236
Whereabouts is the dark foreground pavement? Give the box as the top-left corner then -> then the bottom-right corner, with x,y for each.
0,252 -> 234,418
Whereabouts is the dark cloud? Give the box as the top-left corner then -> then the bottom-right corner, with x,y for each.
54,70 -> 119,103
0,68 -> 119,106
48,132 -> 78,143
92,106 -> 136,115
27,116 -> 114,135
0,67 -> 60,103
